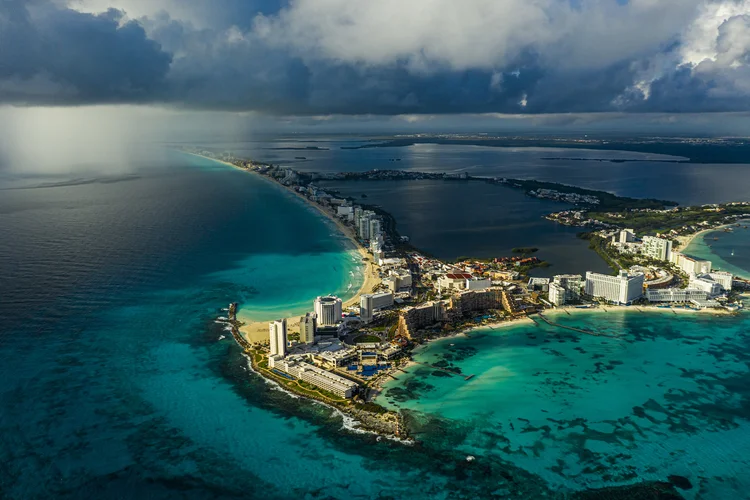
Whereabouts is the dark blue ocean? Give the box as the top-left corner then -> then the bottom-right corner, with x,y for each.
2,143 -> 750,499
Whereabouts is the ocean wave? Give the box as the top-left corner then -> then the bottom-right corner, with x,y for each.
243,355 -> 301,399
331,406 -> 414,445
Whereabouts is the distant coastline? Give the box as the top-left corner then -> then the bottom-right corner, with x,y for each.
339,136 -> 750,164
539,157 -> 687,163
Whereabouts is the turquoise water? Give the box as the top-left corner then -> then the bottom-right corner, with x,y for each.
684,222 -> 750,280
5,147 -> 750,498
379,310 -> 750,498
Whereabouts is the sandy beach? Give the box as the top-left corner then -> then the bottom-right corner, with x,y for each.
675,223 -> 734,252
543,304 -> 735,318
183,153 -> 382,344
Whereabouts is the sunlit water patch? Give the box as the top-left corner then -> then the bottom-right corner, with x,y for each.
379,310 -> 750,498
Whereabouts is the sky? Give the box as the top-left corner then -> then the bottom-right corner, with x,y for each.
2,0 -> 750,157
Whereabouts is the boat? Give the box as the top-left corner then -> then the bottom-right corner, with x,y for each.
732,250 -> 735,256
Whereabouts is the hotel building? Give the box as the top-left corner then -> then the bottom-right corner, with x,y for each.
641,236 -> 673,262
269,319 -> 288,357
437,273 -> 473,293
552,274 -> 584,301
671,252 -> 712,275
299,313 -> 316,344
646,288 -> 708,303
396,301 -> 447,339
314,296 -> 343,327
619,228 -> 636,243
277,359 -> 358,398
689,276 -> 723,298
360,292 -> 394,324
584,271 -> 645,305
548,283 -> 566,306
705,271 -> 733,292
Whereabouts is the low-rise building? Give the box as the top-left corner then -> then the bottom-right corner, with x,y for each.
437,273 -> 473,293
279,359 -> 358,398
646,288 -> 708,303
527,277 -> 550,292
384,270 -> 412,292
466,277 -> 492,291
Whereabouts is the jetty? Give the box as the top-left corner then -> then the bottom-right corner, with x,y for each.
229,322 -> 253,352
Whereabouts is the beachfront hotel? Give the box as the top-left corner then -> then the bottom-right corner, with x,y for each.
360,292 -> 395,324
646,288 -> 709,303
641,236 -> 673,262
671,252 -> 712,275
274,358 -> 358,398
300,313 -> 317,344
548,283 -> 566,306
269,319 -> 288,357
584,271 -> 645,305
314,296 -> 343,327
704,271 -> 734,292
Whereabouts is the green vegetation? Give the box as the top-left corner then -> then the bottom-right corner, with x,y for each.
506,178 -> 677,212
582,233 -> 622,273
589,206 -> 750,235
354,334 -> 382,344
359,402 -> 390,414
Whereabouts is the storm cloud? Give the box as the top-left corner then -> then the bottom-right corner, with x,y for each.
3,0 -> 750,114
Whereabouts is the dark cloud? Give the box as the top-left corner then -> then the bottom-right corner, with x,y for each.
0,0 -> 171,105
3,0 -> 750,115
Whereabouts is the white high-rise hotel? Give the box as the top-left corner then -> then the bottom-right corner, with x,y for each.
359,292 -> 394,323
299,312 -> 316,344
314,296 -> 343,326
269,319 -> 287,357
585,271 -> 645,305
641,236 -> 672,262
